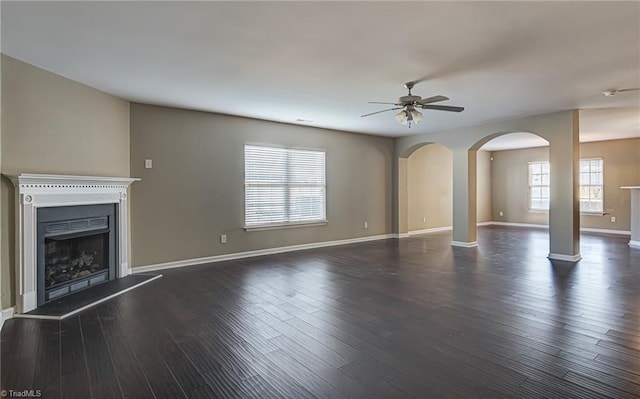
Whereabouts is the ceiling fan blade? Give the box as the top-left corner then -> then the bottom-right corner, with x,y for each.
417,95 -> 449,105
361,107 -> 402,117
368,101 -> 399,105
419,104 -> 465,112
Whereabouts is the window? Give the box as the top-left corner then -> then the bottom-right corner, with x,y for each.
244,144 -> 326,228
580,158 -> 603,213
528,161 -> 550,211
527,159 -> 605,213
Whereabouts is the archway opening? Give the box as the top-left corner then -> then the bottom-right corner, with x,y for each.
478,132 -> 550,228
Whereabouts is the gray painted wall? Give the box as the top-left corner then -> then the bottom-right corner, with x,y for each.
406,144 -> 491,231
0,56 -> 130,308
129,103 -> 394,267
491,138 -> 640,231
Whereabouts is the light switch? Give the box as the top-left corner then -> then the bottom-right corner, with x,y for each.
145,159 -> 153,169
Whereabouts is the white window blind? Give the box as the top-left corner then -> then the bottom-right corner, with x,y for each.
580,158 -> 603,213
245,145 -> 326,228
528,161 -> 550,211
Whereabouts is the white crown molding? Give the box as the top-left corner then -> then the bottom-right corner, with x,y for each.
132,234 -> 395,273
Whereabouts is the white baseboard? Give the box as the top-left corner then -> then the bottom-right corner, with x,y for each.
548,253 -> 582,262
1,307 -> 15,331
580,227 -> 631,235
489,221 -> 630,235
132,234 -> 395,273
408,221 -> 492,236
408,226 -> 452,236
490,221 -> 549,229
451,241 -> 478,248
391,233 -> 410,238
629,240 -> 640,249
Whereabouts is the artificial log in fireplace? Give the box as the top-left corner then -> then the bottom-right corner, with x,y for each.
37,204 -> 116,305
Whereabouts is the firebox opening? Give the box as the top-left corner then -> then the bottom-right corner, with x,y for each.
37,204 -> 117,306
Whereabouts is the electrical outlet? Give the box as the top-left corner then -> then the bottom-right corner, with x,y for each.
611,216 -> 616,223
364,221 -> 368,229
220,234 -> 227,244
144,159 -> 153,169
499,211 -> 504,217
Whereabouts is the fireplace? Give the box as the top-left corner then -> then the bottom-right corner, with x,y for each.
37,204 -> 116,305
8,174 -> 139,313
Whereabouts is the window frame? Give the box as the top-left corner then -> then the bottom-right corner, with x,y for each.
244,143 -> 327,230
528,161 -> 550,212
579,157 -> 604,215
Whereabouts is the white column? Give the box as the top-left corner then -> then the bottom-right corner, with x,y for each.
118,192 -> 130,277
16,194 -> 37,313
547,111 -> 581,262
621,187 -> 640,248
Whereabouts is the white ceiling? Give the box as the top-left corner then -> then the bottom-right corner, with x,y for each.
2,1 -> 639,148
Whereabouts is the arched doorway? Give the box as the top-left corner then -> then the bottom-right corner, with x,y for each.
393,110 -> 581,261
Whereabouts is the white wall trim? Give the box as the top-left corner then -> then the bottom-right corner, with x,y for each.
132,234 -> 395,273
629,240 -> 640,249
451,241 -> 479,248
489,221 -> 549,229
391,233 -> 410,238
408,226 -> 452,236
1,307 -> 15,331
548,253 -> 582,262
488,221 -> 630,235
408,222 -> 492,236
580,227 -> 631,235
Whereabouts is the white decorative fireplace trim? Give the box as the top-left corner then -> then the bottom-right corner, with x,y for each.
7,174 -> 139,314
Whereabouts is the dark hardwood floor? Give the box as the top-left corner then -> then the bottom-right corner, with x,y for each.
2,226 -> 639,398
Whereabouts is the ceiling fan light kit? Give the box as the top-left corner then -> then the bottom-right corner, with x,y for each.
395,106 -> 423,127
362,81 -> 464,127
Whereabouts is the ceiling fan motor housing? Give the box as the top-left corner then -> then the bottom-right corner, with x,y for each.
398,95 -> 422,105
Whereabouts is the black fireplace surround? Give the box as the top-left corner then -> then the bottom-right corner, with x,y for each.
37,204 -> 116,306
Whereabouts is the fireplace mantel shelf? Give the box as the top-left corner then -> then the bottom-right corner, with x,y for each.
7,173 -> 140,314
8,173 -> 139,188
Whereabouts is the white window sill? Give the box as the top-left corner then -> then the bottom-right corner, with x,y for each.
244,220 -> 328,231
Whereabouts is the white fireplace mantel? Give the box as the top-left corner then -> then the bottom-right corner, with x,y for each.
7,174 -> 140,313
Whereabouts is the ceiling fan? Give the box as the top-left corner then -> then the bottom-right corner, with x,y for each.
602,87 -> 640,96
361,82 -> 464,127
